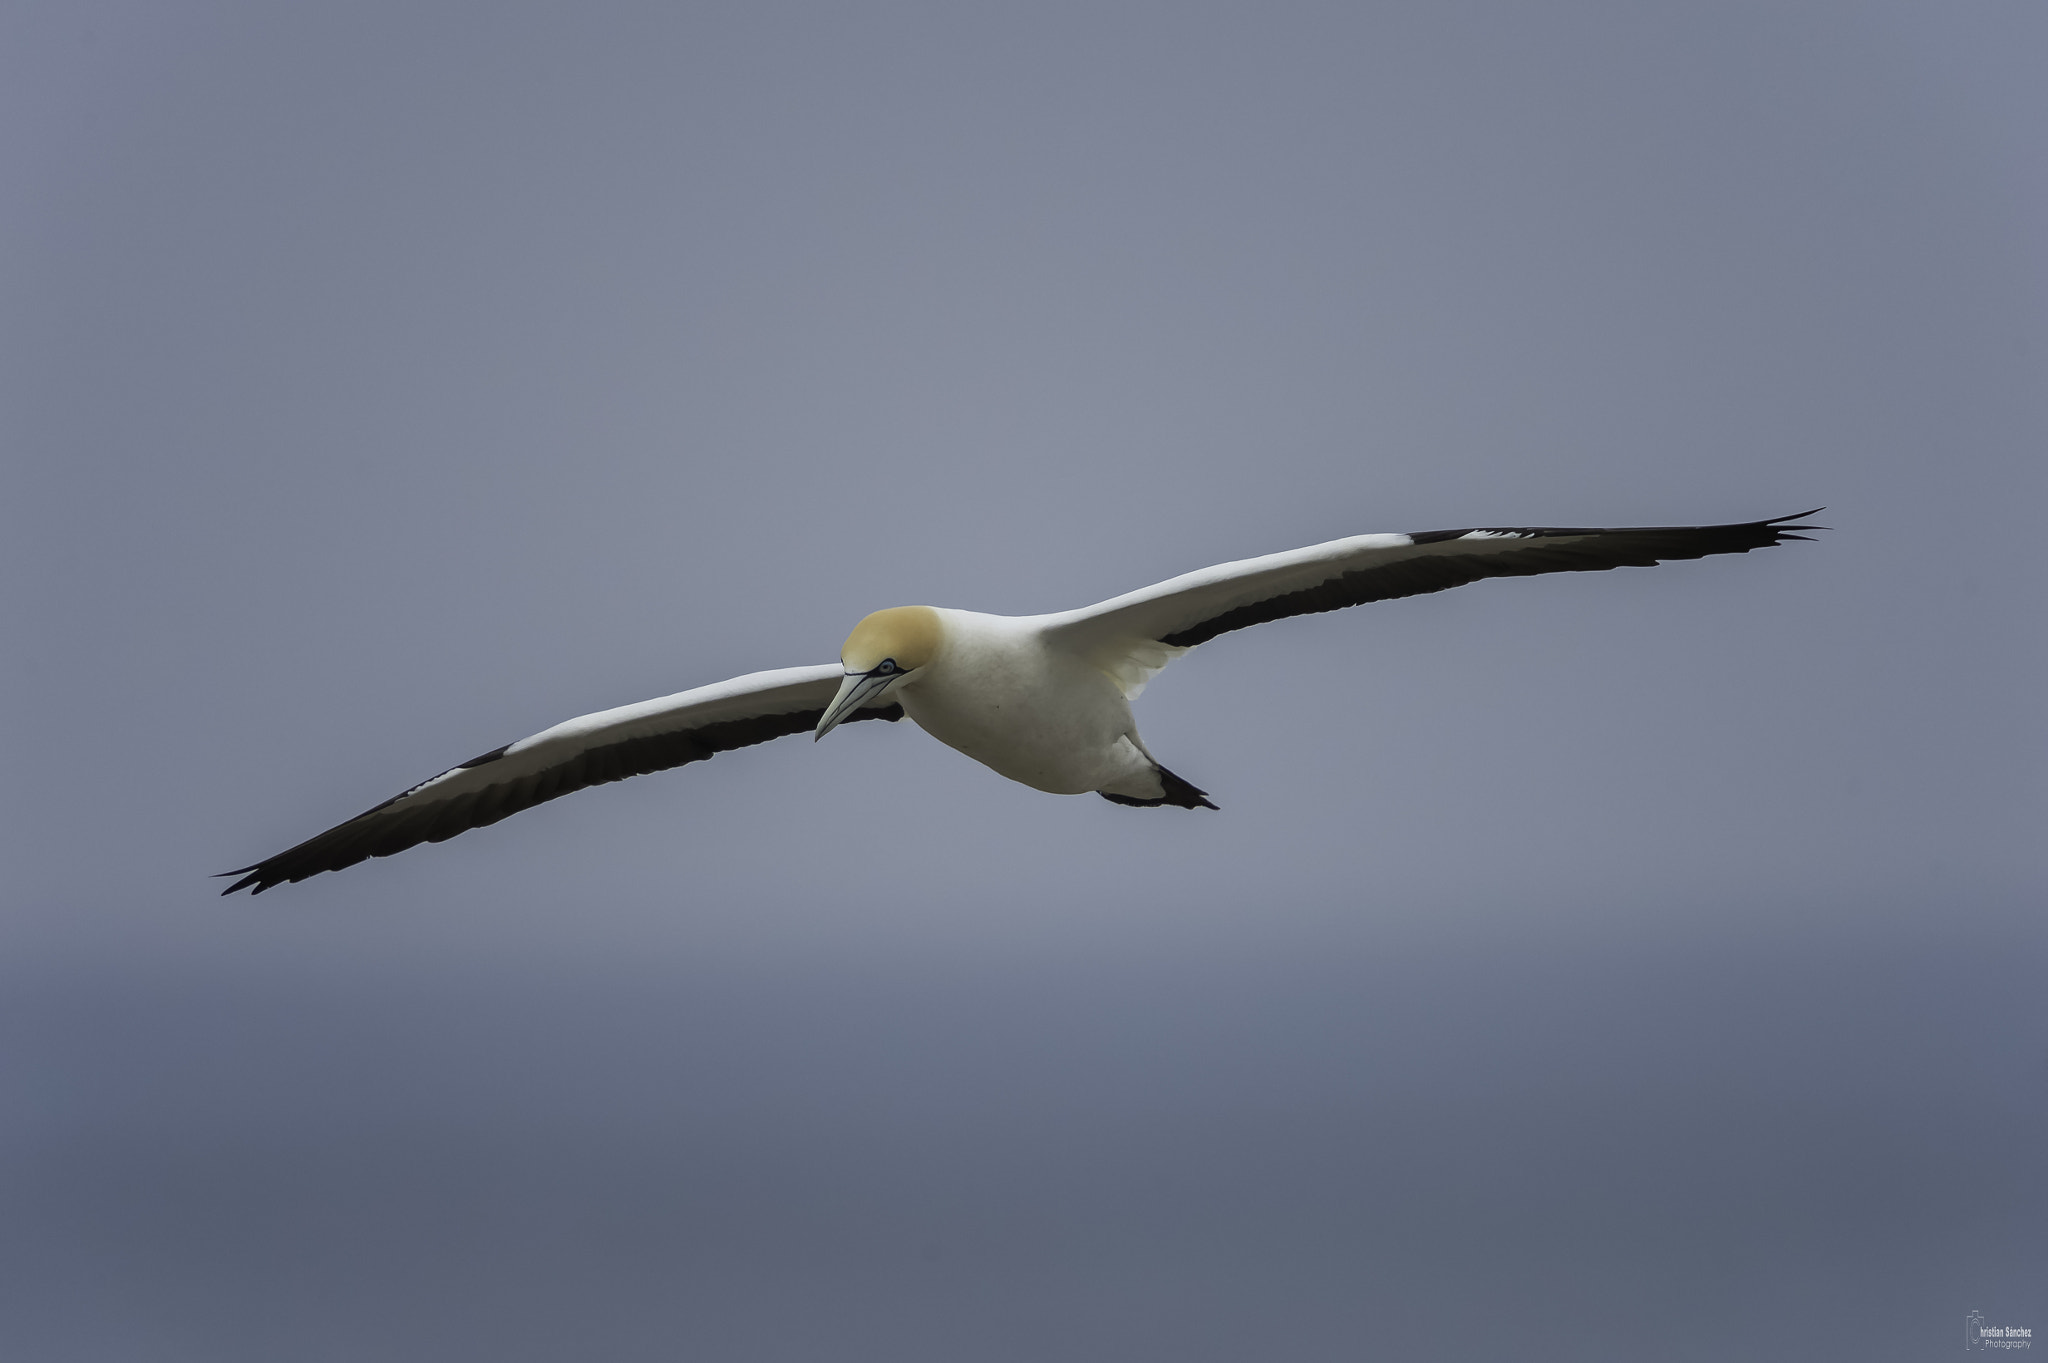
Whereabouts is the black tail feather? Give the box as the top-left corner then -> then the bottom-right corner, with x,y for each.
1100,765 -> 1218,811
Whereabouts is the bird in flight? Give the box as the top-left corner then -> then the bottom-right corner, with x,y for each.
221,511 -> 1822,894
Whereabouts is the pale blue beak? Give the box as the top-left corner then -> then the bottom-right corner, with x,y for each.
814,669 -> 901,740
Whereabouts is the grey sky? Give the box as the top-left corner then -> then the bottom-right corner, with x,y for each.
3,3 -> 2043,1359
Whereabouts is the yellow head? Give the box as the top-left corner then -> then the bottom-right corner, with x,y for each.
814,606 -> 942,740
838,605 -> 942,674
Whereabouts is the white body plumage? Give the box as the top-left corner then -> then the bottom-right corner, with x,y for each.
884,609 -> 1169,801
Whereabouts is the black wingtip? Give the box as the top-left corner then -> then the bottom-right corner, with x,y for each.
214,865 -> 269,896
1767,507 -> 1829,532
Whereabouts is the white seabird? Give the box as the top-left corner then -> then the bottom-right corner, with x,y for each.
221,511 -> 1822,894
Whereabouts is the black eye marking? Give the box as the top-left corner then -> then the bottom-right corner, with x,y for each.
875,659 -> 899,675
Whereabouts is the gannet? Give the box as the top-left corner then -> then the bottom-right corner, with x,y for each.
221,511 -> 1822,894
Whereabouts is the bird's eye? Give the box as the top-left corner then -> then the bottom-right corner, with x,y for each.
877,659 -> 897,674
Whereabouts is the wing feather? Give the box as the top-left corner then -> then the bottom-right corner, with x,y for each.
220,664 -> 902,894
1046,511 -> 1823,654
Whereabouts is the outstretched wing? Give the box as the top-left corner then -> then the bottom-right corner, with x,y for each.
1045,512 -> 1823,675
220,664 -> 902,894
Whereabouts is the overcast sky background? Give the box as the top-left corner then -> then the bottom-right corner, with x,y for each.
3,3 -> 2044,1359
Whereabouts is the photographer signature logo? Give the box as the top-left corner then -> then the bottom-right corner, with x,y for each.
1969,1310 -> 2034,1351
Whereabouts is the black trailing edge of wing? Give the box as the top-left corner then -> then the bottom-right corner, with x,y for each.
1159,510 -> 1825,649
218,703 -> 906,896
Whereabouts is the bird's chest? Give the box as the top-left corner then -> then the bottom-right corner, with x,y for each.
899,650 -> 1130,793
